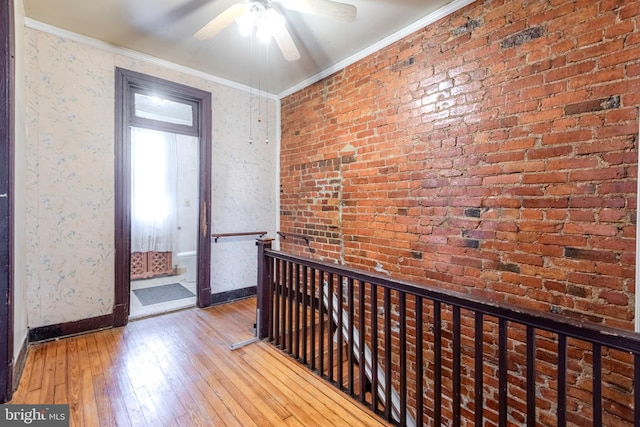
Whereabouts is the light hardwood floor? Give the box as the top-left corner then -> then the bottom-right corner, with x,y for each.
9,298 -> 392,427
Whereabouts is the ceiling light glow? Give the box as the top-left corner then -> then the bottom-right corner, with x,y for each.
235,1 -> 284,42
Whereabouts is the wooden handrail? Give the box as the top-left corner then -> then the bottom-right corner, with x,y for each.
212,231 -> 267,243
276,231 -> 310,245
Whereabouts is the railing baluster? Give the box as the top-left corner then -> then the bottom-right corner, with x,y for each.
526,325 -> 536,427
302,265 -> 308,365
319,271 -> 325,377
337,275 -> 344,389
557,334 -> 567,427
294,263 -> 300,358
280,260 -> 288,350
310,268 -> 316,371
499,318 -> 507,427
264,258 -> 275,341
371,283 -> 379,414
384,287 -> 392,422
475,311 -> 484,427
434,300 -> 442,425
348,277 -> 355,396
358,281 -> 367,403
635,354 -> 640,427
592,343 -> 602,426
453,305 -> 461,427
274,259 -> 281,347
399,291 -> 407,426
287,260 -> 294,354
328,273 -> 335,383
269,256 -> 275,340
416,296 -> 424,427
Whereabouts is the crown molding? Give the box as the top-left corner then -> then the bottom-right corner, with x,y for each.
24,18 -> 278,100
277,0 -> 476,99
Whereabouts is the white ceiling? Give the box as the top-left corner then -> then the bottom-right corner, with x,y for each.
23,0 -> 472,96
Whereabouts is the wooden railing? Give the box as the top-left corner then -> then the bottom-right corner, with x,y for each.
212,231 -> 267,243
256,239 -> 640,426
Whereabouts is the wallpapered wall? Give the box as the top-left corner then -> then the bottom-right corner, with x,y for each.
24,27 -> 277,328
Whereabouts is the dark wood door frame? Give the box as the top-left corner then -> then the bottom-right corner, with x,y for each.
114,68 -> 212,326
0,0 -> 14,403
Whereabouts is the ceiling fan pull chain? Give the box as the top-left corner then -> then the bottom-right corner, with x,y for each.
265,41 -> 270,144
249,34 -> 254,144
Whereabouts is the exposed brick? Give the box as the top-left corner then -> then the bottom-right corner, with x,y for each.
599,290 -> 629,306
463,207 -> 481,218
496,262 -> 521,273
500,26 -> 546,49
564,247 -> 618,263
451,18 -> 482,37
567,284 -> 589,298
564,95 -> 621,115
280,1 -> 639,424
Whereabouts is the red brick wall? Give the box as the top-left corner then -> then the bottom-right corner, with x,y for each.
280,0 -> 639,330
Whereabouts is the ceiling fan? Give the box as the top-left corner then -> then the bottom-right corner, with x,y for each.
193,0 -> 357,61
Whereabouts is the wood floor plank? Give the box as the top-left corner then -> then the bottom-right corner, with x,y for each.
24,388 -> 41,405
240,347 -> 355,427
191,319 -> 297,423
93,374 -> 129,427
37,342 -> 57,404
65,339 -> 84,427
91,331 -> 113,375
149,373 -> 190,424
169,309 -> 296,425
283,414 -> 307,426
200,373 -> 258,427
54,339 -> 68,386
53,383 -> 67,405
247,342 -> 392,427
244,343 -> 388,427
177,313 -> 291,424
9,297 -> 392,427
120,388 -> 148,427
193,377 -> 245,427
80,368 -> 99,427
169,374 -> 227,426
26,344 -> 45,393
132,385 -> 168,426
239,361 -> 328,427
84,335 -> 103,378
75,335 -> 91,375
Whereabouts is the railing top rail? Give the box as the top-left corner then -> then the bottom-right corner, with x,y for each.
212,231 -> 267,243
264,247 -> 640,353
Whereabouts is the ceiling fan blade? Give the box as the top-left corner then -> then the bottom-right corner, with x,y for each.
277,0 -> 357,22
273,26 -> 301,61
193,3 -> 245,40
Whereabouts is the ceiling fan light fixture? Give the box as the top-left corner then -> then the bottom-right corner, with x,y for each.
235,2 -> 262,35
257,9 -> 285,42
195,0 -> 357,61
234,1 -> 285,42
235,10 -> 255,36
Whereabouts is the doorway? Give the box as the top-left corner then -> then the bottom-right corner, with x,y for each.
114,68 -> 212,326
128,127 -> 199,319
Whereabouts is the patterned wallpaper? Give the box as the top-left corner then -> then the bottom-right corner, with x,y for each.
24,27 -> 277,327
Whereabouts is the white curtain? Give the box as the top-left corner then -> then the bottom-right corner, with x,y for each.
131,127 -> 178,253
